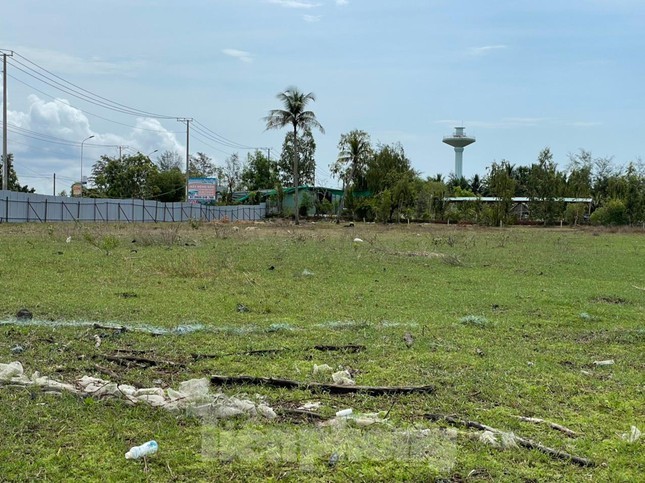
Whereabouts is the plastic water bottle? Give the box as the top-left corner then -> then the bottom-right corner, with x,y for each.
125,441 -> 158,459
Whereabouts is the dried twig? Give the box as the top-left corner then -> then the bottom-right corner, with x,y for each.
515,416 -> 579,438
93,323 -> 127,332
313,344 -> 366,353
99,354 -> 183,368
94,364 -> 120,380
424,413 -> 594,467
210,374 -> 434,396
192,348 -> 285,359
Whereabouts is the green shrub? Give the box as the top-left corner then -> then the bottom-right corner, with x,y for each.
590,199 -> 628,225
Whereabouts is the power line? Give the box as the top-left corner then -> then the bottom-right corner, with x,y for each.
8,74 -> 183,133
11,52 -> 177,119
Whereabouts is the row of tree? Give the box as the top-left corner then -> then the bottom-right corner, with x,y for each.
3,87 -> 644,225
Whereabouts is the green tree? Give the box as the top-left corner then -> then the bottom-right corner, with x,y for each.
264,87 -> 324,224
189,152 -> 220,179
156,150 -> 183,172
624,162 -> 645,224
221,153 -> 243,203
330,130 -> 372,220
148,168 -> 185,202
484,161 -> 516,226
278,128 -> 317,187
365,143 -> 417,222
91,153 -> 159,199
242,150 -> 278,191
0,154 -> 35,192
528,148 -> 565,224
565,149 -> 593,198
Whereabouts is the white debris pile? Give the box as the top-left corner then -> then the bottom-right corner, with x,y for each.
331,370 -> 355,386
0,361 -> 275,419
478,430 -> 519,449
621,426 -> 641,443
318,408 -> 389,428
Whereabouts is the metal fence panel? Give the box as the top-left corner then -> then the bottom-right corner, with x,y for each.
0,191 -> 266,223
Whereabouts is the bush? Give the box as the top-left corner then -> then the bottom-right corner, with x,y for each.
590,199 -> 628,226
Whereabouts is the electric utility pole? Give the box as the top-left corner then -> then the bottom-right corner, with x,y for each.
177,118 -> 193,201
2,50 -> 13,191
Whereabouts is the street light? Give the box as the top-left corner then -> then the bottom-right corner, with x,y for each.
147,149 -> 158,159
80,135 -> 94,198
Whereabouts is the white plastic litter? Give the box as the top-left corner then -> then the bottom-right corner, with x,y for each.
593,359 -> 615,366
0,361 -> 23,379
336,408 -> 353,418
298,401 -> 322,410
353,238 -> 364,243
313,364 -> 333,375
331,370 -> 355,386
125,440 -> 158,459
0,362 -> 276,419
479,431 -> 499,447
621,426 -> 641,443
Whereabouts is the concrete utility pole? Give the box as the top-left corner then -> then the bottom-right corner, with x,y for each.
177,118 -> 193,201
2,50 -> 14,191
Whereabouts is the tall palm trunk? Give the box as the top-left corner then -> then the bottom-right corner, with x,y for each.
293,123 -> 299,224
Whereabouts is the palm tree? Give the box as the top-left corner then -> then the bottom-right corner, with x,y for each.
332,130 -> 372,221
264,87 -> 324,224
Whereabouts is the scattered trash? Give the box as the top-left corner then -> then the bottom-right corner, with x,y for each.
313,364 -> 333,375
621,426 -> 641,443
10,345 -> 25,355
331,370 -> 355,386
93,335 -> 101,348
527,361 -> 535,367
15,309 -> 33,321
579,312 -> 596,321
328,452 -> 340,467
0,361 -> 24,379
236,304 -> 250,313
403,332 -> 414,348
0,364 -> 277,419
479,430 -> 499,447
125,440 -> 158,460
268,265 -> 275,271
336,408 -> 353,418
353,238 -> 364,243
297,401 -> 322,411
475,348 -> 485,357
593,359 -> 615,366
66,236 -> 72,244
302,269 -> 315,277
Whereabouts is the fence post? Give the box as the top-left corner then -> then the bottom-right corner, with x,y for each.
44,199 -> 48,222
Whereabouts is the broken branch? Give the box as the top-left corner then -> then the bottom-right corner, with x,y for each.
424,413 -> 594,467
515,416 -> 579,438
210,374 -> 434,396
313,344 -> 366,353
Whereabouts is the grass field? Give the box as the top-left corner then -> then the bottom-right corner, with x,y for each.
0,221 -> 643,482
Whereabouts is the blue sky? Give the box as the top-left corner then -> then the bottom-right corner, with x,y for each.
2,0 -> 644,194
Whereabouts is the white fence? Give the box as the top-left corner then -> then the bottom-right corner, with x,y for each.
0,191 -> 266,223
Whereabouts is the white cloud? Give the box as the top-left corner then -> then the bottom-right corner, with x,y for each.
6,94 -> 183,194
468,45 -> 508,56
267,0 -> 321,8
303,14 -> 322,22
336,0 -> 348,5
222,48 -> 253,63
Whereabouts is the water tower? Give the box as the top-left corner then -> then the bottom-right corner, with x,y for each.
442,126 -> 475,179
